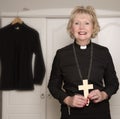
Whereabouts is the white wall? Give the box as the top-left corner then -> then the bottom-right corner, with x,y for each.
0,0 -> 120,13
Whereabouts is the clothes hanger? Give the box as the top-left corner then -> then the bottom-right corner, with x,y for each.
11,11 -> 23,25
11,17 -> 23,25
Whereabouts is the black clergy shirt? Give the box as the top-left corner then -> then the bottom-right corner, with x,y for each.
48,41 -> 119,103
0,23 -> 45,90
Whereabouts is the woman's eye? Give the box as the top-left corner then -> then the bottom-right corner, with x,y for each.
74,22 -> 79,25
85,22 -> 90,25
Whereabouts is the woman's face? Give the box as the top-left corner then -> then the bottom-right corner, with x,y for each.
71,13 -> 94,44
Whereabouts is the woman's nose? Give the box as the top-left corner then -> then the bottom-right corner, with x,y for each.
79,24 -> 84,29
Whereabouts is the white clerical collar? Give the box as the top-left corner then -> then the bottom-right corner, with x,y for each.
80,45 -> 87,49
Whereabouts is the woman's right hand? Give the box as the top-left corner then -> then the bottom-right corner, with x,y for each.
63,95 -> 88,108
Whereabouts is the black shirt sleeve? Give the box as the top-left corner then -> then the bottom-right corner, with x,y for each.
102,48 -> 119,97
33,31 -> 45,85
48,50 -> 68,103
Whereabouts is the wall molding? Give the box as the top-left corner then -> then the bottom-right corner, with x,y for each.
1,8 -> 120,18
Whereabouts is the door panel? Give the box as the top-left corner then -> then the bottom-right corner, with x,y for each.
46,18 -> 71,119
98,18 -> 120,119
1,18 -> 46,119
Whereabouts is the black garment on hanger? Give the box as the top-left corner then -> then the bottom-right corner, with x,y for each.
0,22 -> 45,90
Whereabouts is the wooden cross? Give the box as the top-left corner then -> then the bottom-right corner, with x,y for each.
78,79 -> 93,106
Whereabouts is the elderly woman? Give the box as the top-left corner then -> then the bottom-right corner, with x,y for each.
48,6 -> 119,119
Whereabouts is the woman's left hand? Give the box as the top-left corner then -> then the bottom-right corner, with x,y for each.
88,89 -> 108,103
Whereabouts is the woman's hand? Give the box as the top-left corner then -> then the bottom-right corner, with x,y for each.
88,89 -> 108,103
63,94 -> 88,108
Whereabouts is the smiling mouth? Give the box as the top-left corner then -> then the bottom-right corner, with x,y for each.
78,31 -> 87,35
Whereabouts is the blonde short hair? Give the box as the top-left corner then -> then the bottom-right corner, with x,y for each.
67,6 -> 100,39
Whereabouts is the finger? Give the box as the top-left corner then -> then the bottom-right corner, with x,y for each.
74,98 -> 88,107
76,101 -> 87,108
93,99 -> 99,103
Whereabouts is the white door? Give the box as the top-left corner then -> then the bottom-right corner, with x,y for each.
46,18 -> 72,119
46,18 -> 120,119
97,18 -> 120,119
1,18 -> 47,119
